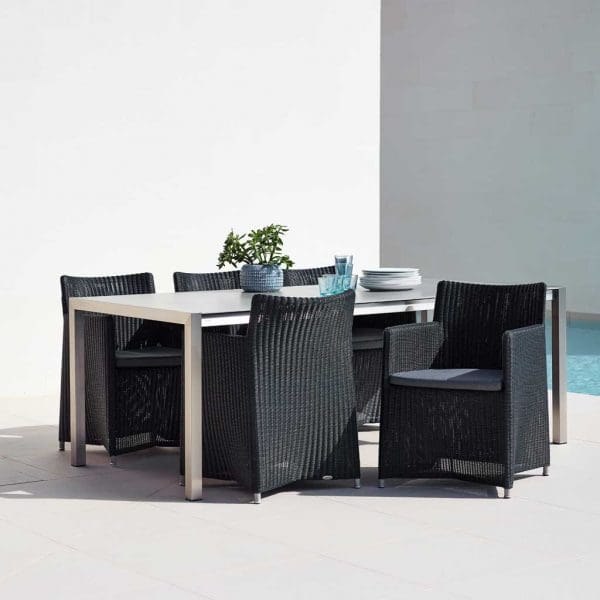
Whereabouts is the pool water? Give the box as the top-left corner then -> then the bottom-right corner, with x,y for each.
546,319 -> 600,396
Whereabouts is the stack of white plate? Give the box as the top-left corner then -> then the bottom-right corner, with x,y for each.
359,267 -> 422,291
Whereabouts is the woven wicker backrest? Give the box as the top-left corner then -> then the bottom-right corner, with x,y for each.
433,280 -> 547,369
283,266 -> 335,287
247,290 -> 356,423
60,272 -> 155,350
173,270 -> 240,292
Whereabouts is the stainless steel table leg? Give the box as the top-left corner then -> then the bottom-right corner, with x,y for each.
552,287 -> 567,444
184,313 -> 203,500
69,308 -> 86,466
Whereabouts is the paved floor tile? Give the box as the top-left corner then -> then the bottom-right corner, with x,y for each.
0,393 -> 599,599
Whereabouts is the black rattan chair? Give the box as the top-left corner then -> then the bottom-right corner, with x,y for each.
202,290 -> 360,502
173,270 -> 240,291
59,273 -> 182,460
173,270 -> 361,487
283,266 -> 415,425
282,265 -> 335,286
378,280 -> 550,498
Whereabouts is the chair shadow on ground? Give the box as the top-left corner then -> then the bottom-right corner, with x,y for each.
0,424 -> 545,505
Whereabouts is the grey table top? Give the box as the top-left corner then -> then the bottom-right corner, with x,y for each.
69,277 -> 559,325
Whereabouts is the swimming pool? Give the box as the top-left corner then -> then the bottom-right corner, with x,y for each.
546,319 -> 600,396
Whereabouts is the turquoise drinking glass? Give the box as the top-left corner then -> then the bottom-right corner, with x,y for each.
347,274 -> 358,290
334,255 -> 353,277
337,274 -> 358,292
318,274 -> 338,296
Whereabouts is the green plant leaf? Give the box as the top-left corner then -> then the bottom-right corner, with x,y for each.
216,224 -> 294,269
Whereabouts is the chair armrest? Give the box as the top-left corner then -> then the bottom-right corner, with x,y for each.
84,314 -> 116,373
383,322 -> 444,379
83,315 -> 116,445
502,324 -> 547,392
201,330 -> 252,480
502,324 -> 549,468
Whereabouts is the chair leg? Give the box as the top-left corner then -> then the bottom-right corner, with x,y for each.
543,466 -> 549,476
59,441 -> 65,451
253,493 -> 262,505
378,479 -> 385,489
354,478 -> 361,489
503,488 -> 511,499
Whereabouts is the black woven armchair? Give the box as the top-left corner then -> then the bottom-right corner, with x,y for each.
283,266 -> 415,425
378,280 -> 550,498
202,290 -> 360,503
282,265 -> 335,286
173,270 -> 240,291
59,273 -> 182,460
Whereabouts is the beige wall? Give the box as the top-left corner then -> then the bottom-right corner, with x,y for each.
0,0 -> 381,396
381,0 -> 600,313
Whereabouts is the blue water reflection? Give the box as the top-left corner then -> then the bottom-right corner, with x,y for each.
546,319 -> 600,395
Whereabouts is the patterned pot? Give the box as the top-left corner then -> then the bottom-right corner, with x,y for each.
240,264 -> 283,292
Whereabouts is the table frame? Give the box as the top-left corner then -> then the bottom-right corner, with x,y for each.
69,285 -> 567,501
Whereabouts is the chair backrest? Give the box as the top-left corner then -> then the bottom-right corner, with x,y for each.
59,272 -> 158,443
283,265 -> 335,287
246,290 -> 356,416
60,272 -> 155,350
173,270 -> 240,292
433,280 -> 547,369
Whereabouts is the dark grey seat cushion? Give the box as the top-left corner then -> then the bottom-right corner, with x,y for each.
115,347 -> 182,369
390,368 -> 503,392
352,327 -> 384,351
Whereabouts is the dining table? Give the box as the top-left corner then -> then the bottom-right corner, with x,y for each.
68,278 -> 567,501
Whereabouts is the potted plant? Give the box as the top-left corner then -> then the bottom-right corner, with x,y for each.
217,224 -> 294,292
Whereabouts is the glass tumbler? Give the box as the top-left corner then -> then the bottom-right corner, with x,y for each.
334,255 -> 354,277
318,274 -> 338,297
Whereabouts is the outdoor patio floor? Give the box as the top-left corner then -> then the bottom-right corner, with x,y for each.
1,392 -> 599,599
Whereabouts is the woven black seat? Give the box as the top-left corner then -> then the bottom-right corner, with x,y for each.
59,273 -> 182,458
390,368 -> 503,391
115,347 -> 182,369
378,280 -> 550,497
202,291 -> 360,502
283,266 -> 415,425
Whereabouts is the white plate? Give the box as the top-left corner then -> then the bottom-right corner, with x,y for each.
360,275 -> 421,281
362,267 -> 419,275
360,277 -> 422,285
361,275 -> 420,280
360,282 -> 421,291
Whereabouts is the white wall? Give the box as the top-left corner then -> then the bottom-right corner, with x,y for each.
381,0 -> 600,313
0,0 -> 381,397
